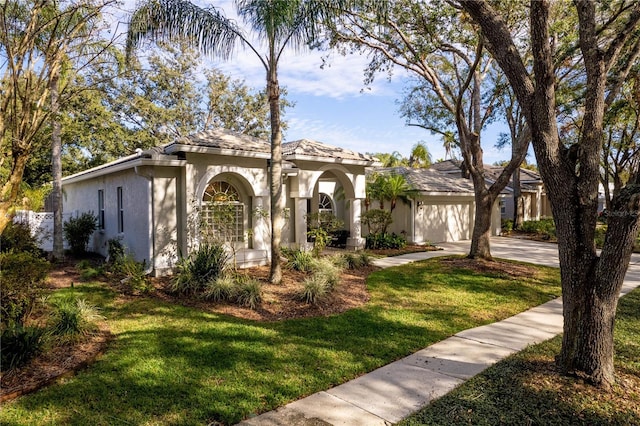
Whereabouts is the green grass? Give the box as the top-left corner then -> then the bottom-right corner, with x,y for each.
0,256 -> 561,425
400,287 -> 640,426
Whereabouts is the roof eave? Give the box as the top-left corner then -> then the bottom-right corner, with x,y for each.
62,158 -> 186,185
166,143 -> 271,159
285,153 -> 376,166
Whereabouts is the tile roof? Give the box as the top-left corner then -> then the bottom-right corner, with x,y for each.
283,139 -> 376,162
172,129 -> 270,154
371,167 -> 476,194
429,160 -> 543,191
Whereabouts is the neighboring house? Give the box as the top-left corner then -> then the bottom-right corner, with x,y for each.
61,129 -> 375,275
429,160 -> 552,222
367,167 -> 504,244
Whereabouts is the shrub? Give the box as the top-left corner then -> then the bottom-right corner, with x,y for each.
0,222 -> 41,254
107,237 -> 125,264
288,249 -> 314,272
329,253 -> 348,269
502,219 -> 514,233
357,252 -> 372,267
0,251 -> 50,328
520,219 -> 556,239
117,254 -> 152,294
280,246 -> 298,261
50,297 -> 104,338
310,257 -> 342,290
203,275 -> 235,302
170,242 -> 229,295
299,275 -> 329,304
233,276 -> 262,309
342,252 -> 372,269
307,227 -> 330,257
63,212 -> 97,255
0,326 -> 47,372
361,209 -> 393,234
365,232 -> 407,250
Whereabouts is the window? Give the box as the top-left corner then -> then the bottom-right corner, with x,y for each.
500,199 -> 506,215
201,181 -> 244,242
318,193 -> 334,214
98,190 -> 105,229
117,186 -> 124,233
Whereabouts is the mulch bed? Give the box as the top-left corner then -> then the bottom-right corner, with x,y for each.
149,264 -> 378,322
0,324 -> 112,402
439,257 -> 541,278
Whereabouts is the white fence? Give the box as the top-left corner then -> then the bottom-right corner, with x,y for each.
13,210 -> 73,252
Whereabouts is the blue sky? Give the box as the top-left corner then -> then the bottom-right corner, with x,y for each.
114,0 -> 513,164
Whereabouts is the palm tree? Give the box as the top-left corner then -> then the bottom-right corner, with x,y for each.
126,0 -> 349,283
407,141 -> 431,168
379,173 -> 414,212
373,151 -> 404,167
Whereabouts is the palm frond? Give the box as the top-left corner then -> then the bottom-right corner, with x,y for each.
126,0 -> 242,62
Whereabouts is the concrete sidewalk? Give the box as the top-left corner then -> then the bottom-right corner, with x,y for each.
239,237 -> 640,426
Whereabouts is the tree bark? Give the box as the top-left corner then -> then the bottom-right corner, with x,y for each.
468,188 -> 495,259
460,0 -> 640,387
51,70 -> 64,261
267,63 -> 283,284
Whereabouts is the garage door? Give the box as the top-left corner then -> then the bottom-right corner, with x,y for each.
418,202 -> 472,243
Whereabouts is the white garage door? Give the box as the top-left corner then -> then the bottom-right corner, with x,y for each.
418,202 -> 472,243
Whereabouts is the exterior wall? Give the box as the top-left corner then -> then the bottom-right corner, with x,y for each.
62,169 -> 152,264
149,166 -> 181,273
184,153 -> 270,267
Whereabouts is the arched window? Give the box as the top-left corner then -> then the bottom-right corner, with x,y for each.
318,192 -> 334,214
201,181 -> 244,242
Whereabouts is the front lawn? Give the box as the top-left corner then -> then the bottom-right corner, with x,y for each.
400,287 -> 640,425
0,256 -> 561,425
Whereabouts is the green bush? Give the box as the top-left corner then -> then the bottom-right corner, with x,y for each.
311,257 -> 342,290
233,277 -> 262,309
0,222 -> 41,254
502,219 -> 514,233
361,209 -> 393,234
203,276 -> 235,302
107,237 -> 125,264
288,249 -> 314,272
299,275 -> 329,304
520,219 -> 556,239
63,212 -> 97,255
0,325 -> 47,372
49,297 -> 104,338
0,251 -> 50,328
329,253 -> 349,269
171,243 -> 229,295
365,232 -> 407,250
117,254 -> 152,294
341,252 -> 372,269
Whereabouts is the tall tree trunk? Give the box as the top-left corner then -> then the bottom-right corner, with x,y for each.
267,64 -> 283,284
0,150 -> 30,234
468,189 -> 494,259
51,71 -> 64,261
461,0 -> 640,387
512,168 -> 524,227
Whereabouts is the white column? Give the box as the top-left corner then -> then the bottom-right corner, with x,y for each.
347,198 -> 365,250
251,196 -> 269,253
295,197 -> 312,251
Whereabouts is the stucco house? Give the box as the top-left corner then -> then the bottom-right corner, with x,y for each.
61,129 -> 375,275
429,160 -> 552,222
368,167 -> 504,244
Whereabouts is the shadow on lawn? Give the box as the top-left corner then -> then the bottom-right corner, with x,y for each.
6,295 -> 440,425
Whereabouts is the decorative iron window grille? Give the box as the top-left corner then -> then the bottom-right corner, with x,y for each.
201,181 -> 244,242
